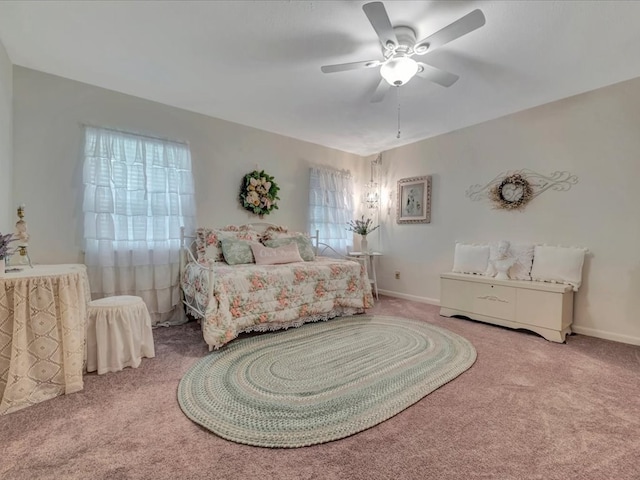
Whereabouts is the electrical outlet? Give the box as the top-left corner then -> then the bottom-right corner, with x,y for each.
394,271 -> 400,279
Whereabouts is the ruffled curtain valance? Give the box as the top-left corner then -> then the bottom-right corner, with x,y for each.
308,167 -> 354,255
83,126 -> 196,325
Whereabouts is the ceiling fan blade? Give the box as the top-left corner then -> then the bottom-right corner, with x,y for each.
415,9 -> 485,51
362,2 -> 398,49
416,63 -> 459,87
321,60 -> 381,74
370,77 -> 390,103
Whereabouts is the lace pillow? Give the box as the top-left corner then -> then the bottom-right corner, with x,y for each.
220,238 -> 257,265
530,245 -> 587,291
251,242 -> 304,265
452,243 -> 490,275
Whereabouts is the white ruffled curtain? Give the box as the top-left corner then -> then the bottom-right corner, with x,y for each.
83,126 -> 196,325
308,167 -> 354,255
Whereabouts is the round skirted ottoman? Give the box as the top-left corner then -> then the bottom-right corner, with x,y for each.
86,295 -> 155,374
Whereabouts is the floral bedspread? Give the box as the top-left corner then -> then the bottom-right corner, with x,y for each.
181,257 -> 373,349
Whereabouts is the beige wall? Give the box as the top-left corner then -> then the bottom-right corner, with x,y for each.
12,67 -> 365,264
377,76 -> 640,345
12,65 -> 640,345
0,38 -> 12,231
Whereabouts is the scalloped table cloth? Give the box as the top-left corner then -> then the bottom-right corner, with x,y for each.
0,264 -> 91,415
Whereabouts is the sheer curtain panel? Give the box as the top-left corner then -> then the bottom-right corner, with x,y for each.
83,127 -> 196,325
308,167 -> 354,255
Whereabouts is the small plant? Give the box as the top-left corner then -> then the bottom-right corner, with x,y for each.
0,232 -> 16,259
346,216 -> 379,236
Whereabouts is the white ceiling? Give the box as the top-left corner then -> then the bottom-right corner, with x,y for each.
1,1 -> 640,157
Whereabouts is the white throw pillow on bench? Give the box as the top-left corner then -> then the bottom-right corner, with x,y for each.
452,243 -> 490,275
530,245 -> 587,291
485,241 -> 535,280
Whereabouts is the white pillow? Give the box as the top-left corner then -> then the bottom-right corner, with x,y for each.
484,240 -> 511,277
530,245 -> 587,291
452,243 -> 490,275
507,243 -> 535,281
484,241 -> 534,280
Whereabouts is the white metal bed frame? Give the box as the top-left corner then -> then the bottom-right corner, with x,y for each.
179,223 -> 363,323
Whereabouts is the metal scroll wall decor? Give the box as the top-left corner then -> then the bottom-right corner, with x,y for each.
465,169 -> 578,210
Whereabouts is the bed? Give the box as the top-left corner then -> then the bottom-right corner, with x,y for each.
180,223 -> 374,350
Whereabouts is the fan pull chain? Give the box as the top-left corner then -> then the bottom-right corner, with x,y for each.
396,86 -> 401,139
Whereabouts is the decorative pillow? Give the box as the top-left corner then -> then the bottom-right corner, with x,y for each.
220,238 -> 257,265
485,241 -> 535,280
507,243 -> 535,280
484,240 -> 511,277
264,237 -> 315,261
251,242 -> 304,265
530,245 -> 587,291
195,228 -> 215,262
452,243 -> 490,275
196,226 -> 260,263
261,225 -> 289,241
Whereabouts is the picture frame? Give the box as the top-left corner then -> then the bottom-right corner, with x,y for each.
397,175 -> 431,224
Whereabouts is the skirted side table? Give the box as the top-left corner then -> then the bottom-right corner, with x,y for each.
86,295 -> 155,374
0,264 -> 90,415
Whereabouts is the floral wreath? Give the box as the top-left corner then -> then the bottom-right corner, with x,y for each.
239,170 -> 280,216
489,173 -> 534,210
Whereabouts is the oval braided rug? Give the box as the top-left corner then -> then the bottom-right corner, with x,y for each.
178,315 -> 476,448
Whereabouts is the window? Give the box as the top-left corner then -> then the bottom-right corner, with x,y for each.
308,167 -> 354,255
82,126 -> 196,324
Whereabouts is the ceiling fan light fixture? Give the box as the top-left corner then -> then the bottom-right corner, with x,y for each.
414,43 -> 430,55
380,55 -> 419,86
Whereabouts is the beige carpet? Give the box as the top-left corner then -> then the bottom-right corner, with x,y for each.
1,296 -> 639,480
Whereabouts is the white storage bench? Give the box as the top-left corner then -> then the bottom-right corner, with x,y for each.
439,272 -> 574,343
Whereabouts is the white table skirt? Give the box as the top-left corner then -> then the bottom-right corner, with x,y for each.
86,295 -> 155,374
0,264 -> 91,415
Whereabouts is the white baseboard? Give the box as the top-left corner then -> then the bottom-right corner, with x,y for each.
377,290 -> 640,347
377,289 -> 440,306
571,325 -> 640,346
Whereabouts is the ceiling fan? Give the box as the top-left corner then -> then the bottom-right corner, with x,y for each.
321,2 -> 485,102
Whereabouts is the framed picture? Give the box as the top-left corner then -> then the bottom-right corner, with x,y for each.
397,175 -> 431,224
